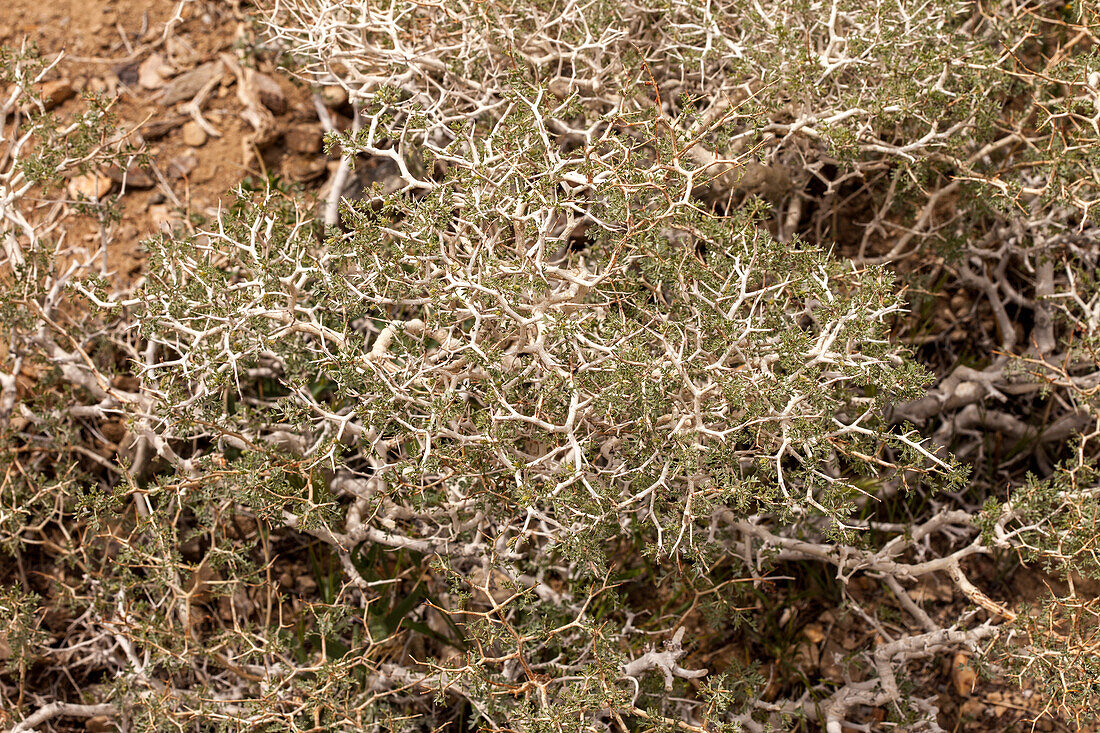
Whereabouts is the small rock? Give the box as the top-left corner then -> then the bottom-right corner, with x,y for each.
801,623 -> 826,645
819,640 -> 849,683
138,53 -> 166,90
101,417 -> 128,445
230,587 -> 254,617
165,36 -> 198,66
949,292 -> 968,312
86,77 -> 108,94
111,373 -> 141,392
179,537 -> 204,563
112,61 -> 140,88
329,111 -> 355,132
143,115 -> 188,140
40,79 -> 75,110
148,204 -> 180,232
85,715 -> 114,733
181,121 -> 208,147
793,640 -> 820,672
286,156 -> 327,182
104,164 -> 155,189
230,515 -> 257,538
251,72 -> 286,115
191,164 -> 215,184
167,152 -> 199,179
951,651 -> 978,696
285,126 -> 323,154
319,84 -> 347,108
187,559 -> 220,602
160,61 -> 222,104
758,662 -> 781,702
68,171 -> 113,202
908,576 -> 954,603
958,698 -> 985,719
736,161 -> 792,198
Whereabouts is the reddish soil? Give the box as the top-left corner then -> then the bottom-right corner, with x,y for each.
2,0 -> 329,280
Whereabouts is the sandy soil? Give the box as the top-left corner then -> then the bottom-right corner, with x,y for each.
3,0 -> 331,280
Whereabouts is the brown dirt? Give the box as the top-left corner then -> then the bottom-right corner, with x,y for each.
2,0 -> 329,281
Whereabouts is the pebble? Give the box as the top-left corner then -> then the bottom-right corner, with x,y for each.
148,204 -> 180,232
85,716 -> 114,733
104,164 -> 155,189
165,36 -> 198,66
167,152 -> 198,179
40,79 -> 75,110
191,164 -> 215,184
143,115 -> 188,140
286,156 -> 327,182
251,72 -> 287,115
320,84 -> 347,108
950,292 -> 969,316
958,698 -> 985,719
138,53 -> 166,90
113,60 -> 140,88
801,623 -> 826,644
181,120 -> 208,147
285,126 -> 323,154
951,651 -> 978,696
160,61 -> 222,105
68,171 -> 114,202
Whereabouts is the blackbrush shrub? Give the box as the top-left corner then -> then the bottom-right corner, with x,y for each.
5,1 -> 1100,731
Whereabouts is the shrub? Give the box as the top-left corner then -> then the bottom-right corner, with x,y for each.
4,0 -> 1100,731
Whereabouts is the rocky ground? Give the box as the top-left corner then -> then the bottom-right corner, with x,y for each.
1,0 -> 346,281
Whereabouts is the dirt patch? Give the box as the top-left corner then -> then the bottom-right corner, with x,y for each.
2,0 -> 329,281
